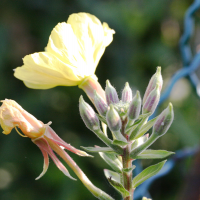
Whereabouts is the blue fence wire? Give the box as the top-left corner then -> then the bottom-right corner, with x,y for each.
160,0 -> 200,105
134,0 -> 200,199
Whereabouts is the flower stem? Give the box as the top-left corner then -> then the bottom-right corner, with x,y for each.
121,119 -> 134,200
48,139 -> 114,200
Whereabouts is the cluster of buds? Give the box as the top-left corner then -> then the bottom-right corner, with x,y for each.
79,67 -> 174,199
79,67 -> 173,151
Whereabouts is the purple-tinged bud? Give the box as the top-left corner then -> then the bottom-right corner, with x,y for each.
143,67 -> 163,105
142,84 -> 160,114
153,103 -> 174,137
94,91 -> 108,116
105,80 -> 119,105
106,105 -> 121,132
128,91 -> 141,120
122,82 -> 132,103
79,96 -> 100,131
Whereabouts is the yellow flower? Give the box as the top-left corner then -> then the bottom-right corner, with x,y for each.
14,13 -> 115,89
0,99 -> 90,180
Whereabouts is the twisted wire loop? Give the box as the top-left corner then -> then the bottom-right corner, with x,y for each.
134,1 -> 200,199
159,0 -> 200,105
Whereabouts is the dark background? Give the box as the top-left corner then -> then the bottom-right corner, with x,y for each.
0,0 -> 200,199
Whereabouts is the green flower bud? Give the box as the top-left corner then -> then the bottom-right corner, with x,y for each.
94,91 -> 108,116
153,103 -> 174,137
143,67 -> 163,105
79,96 -> 100,131
105,80 -> 119,105
106,105 -> 121,132
128,91 -> 141,121
122,82 -> 132,103
142,84 -> 160,114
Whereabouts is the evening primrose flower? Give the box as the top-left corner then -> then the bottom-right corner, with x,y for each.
14,13 -> 115,90
0,99 -> 91,180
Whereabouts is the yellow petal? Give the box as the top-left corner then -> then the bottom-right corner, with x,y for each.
46,23 -> 86,73
68,13 -> 115,72
14,52 -> 81,89
15,13 -> 115,89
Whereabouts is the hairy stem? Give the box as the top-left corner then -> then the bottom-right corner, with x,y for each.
122,118 -> 134,200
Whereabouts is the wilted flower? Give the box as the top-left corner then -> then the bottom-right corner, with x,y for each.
14,13 -> 115,90
0,99 -> 90,180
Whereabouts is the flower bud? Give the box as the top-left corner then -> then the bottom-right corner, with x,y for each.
128,91 -> 141,121
122,82 -> 132,103
142,84 -> 160,114
106,105 -> 121,132
94,91 -> 108,116
153,103 -> 174,137
105,80 -> 119,105
79,96 -> 100,131
143,67 -> 163,105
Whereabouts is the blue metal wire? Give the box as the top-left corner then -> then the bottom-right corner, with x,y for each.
159,0 -> 200,105
133,1 -> 200,199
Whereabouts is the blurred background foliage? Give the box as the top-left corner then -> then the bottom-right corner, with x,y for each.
0,0 -> 200,199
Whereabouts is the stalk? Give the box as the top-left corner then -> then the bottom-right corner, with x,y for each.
121,118 -> 134,200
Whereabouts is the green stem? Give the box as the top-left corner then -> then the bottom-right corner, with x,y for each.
121,119 -> 134,200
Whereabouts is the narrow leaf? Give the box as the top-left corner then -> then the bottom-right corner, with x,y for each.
125,118 -> 142,133
129,113 -> 151,140
131,134 -> 149,150
113,140 -> 128,147
125,113 -> 150,133
135,117 -> 157,139
132,160 -> 166,188
81,146 -> 113,153
122,165 -> 136,173
104,169 -> 120,183
99,152 -> 122,173
107,177 -> 130,198
135,150 -> 175,159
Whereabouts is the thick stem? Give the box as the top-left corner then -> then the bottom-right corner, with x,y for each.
121,119 -> 134,200
48,139 -> 114,200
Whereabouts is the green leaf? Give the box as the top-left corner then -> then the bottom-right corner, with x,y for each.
107,177 -> 130,198
135,150 -> 175,159
125,113 -> 151,134
132,160 -> 166,188
81,146 -> 114,153
131,134 -> 149,150
125,118 -> 142,133
113,140 -> 128,147
135,117 -> 157,139
104,169 -> 120,183
129,113 -> 151,140
122,165 -> 136,173
99,152 -> 122,173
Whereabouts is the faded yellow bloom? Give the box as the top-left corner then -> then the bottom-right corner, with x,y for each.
0,99 -> 91,180
14,13 -> 115,89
